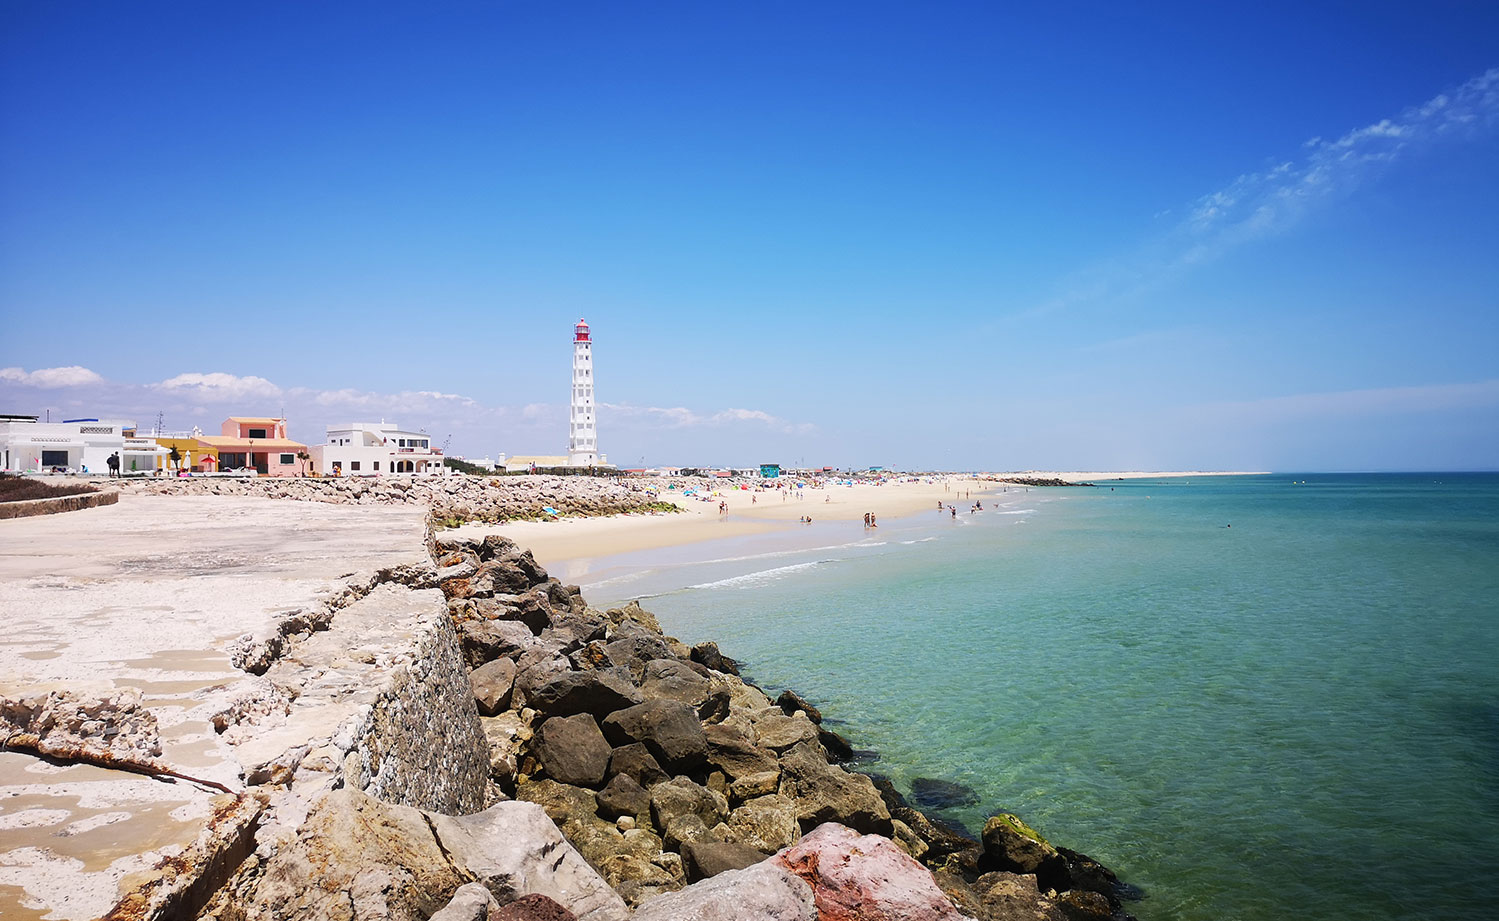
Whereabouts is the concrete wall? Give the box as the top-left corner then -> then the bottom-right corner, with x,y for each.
0,489 -> 118,519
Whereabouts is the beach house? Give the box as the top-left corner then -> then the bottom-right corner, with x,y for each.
0,416 -> 168,474
194,417 -> 307,476
311,422 -> 445,476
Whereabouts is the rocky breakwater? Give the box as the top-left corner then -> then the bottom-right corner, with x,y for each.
406,531 -> 1142,921
110,473 -> 676,524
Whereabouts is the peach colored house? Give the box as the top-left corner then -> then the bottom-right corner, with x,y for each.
196,417 -> 308,476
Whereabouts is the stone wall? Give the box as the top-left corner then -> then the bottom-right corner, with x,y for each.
0,488 -> 117,519
343,601 -> 490,815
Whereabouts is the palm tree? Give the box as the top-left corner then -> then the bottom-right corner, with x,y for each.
168,445 -> 182,474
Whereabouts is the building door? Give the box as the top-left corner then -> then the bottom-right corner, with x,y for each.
252,453 -> 268,474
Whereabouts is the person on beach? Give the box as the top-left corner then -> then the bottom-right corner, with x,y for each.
951,506 -> 957,519
870,513 -> 877,527
107,452 -> 120,477
863,513 -> 870,527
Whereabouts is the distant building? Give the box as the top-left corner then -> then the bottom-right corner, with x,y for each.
502,454 -> 570,473
195,417 -> 307,476
0,417 -> 167,474
312,422 -> 444,476
760,463 -> 781,479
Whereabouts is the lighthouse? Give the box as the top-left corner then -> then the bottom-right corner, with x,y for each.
568,319 -> 599,466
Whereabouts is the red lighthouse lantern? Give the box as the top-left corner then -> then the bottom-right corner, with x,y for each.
574,319 -> 591,342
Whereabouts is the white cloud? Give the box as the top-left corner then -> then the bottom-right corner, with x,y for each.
0,366 -> 105,388
155,372 -> 283,401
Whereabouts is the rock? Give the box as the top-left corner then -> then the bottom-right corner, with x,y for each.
1058,846 -> 1139,903
937,869 -> 1066,921
890,818 -> 930,861
705,720 -> 779,780
982,814 -> 1068,890
471,658 -> 517,715
543,613 -> 609,654
911,777 -> 980,810
775,823 -> 970,921
640,659 -> 710,707
596,772 -> 651,820
662,813 -> 716,850
1056,890 -> 1114,920
690,641 -> 740,675
729,770 -> 782,804
774,690 -> 822,724
493,894 -> 579,921
240,788 -> 466,921
475,559 -> 537,596
607,742 -> 670,788
777,741 -> 892,836
681,841 -> 767,881
536,713 -> 613,787
602,633 -> 675,683
515,779 -> 599,826
601,700 -> 708,772
429,882 -> 500,921
817,727 -> 855,762
724,794 -> 801,853
632,860 -> 817,921
458,619 -> 538,669
748,709 -> 819,752
605,601 -> 662,635
650,776 -> 729,832
430,799 -> 629,921
482,712 -> 532,788
527,668 -> 644,719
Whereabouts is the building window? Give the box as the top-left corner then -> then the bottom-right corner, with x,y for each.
41,450 -> 69,467
280,454 -> 294,465
248,428 -> 267,439
351,461 -> 361,471
373,461 -> 380,471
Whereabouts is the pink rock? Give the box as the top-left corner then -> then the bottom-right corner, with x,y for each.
774,823 -> 974,921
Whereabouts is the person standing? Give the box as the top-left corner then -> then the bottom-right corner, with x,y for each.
107,452 -> 120,478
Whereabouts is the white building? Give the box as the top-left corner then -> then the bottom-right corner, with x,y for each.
0,416 -> 167,475
568,318 -> 602,466
311,422 -> 447,476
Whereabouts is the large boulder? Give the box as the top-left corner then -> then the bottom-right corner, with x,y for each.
681,841 -> 767,882
775,823 -> 970,921
431,799 -> 628,921
601,700 -> 708,772
536,713 -> 613,787
774,690 -> 822,723
632,860 -> 817,921
515,779 -> 599,827
689,641 -> 739,676
458,619 -> 538,669
724,794 -> 802,853
705,720 -> 779,780
749,709 -> 819,752
650,776 -> 729,832
596,772 -> 652,820
429,883 -> 500,921
471,658 -> 517,715
482,711 -> 533,788
607,742 -> 670,788
494,894 -> 580,921
777,741 -> 892,836
981,814 -> 1068,890
605,601 -> 663,635
603,633 -> 675,683
237,788 -> 466,921
527,668 -> 644,719
870,776 -> 976,860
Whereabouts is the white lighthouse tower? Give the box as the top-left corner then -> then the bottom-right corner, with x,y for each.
568,319 -> 600,466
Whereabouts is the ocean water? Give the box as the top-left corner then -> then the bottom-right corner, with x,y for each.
596,474 -> 1499,921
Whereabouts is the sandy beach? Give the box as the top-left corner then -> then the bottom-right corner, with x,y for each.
456,471 -> 1267,577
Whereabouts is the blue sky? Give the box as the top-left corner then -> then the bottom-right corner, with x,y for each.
2,1 -> 1497,470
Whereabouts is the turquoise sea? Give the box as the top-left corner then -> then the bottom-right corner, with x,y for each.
589,474 -> 1499,921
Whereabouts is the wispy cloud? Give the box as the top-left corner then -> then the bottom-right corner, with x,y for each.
602,402 -> 815,434
0,365 -> 105,388
1026,67 -> 1499,319
1184,378 -> 1499,424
